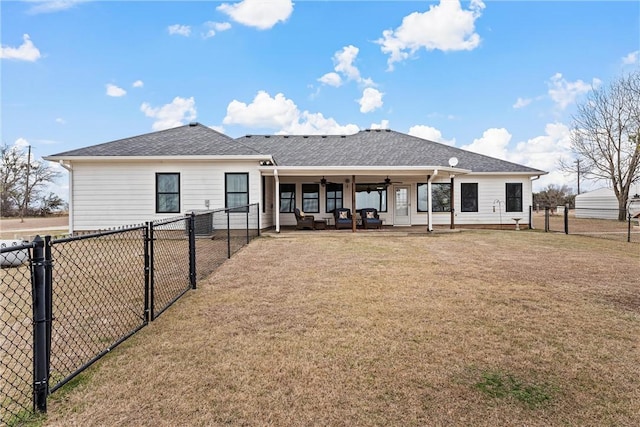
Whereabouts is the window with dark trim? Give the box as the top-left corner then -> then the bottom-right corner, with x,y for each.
506,183 -> 523,212
225,172 -> 249,212
417,182 -> 451,212
280,183 -> 296,213
302,183 -> 320,213
355,184 -> 387,212
461,183 -> 478,212
156,173 -> 180,213
325,183 -> 343,213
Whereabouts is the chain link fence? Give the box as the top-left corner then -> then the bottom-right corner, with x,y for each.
531,206 -> 638,243
0,204 -> 260,424
1,241 -> 36,425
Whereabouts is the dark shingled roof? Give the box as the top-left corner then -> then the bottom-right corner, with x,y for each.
47,124 -> 545,175
238,129 -> 545,174
47,123 -> 261,157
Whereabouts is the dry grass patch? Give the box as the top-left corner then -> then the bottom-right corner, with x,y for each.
44,231 -> 640,426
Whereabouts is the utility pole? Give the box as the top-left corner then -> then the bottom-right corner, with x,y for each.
20,145 -> 31,222
575,159 -> 581,195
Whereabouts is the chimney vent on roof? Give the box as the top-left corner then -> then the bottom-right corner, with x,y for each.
265,135 -> 270,138
284,135 -> 289,138
189,122 -> 198,127
385,129 -> 391,132
365,129 -> 371,132
341,135 -> 346,138
303,136 -> 309,138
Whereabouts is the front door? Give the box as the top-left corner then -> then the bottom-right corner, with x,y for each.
394,185 -> 411,226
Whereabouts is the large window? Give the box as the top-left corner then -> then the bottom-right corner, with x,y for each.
302,184 -> 320,213
417,182 -> 451,212
280,183 -> 296,213
355,184 -> 387,212
326,183 -> 343,213
506,183 -> 523,212
156,173 -> 180,213
225,173 -> 249,212
461,183 -> 478,212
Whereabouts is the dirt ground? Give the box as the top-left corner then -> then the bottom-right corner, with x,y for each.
0,216 -> 69,239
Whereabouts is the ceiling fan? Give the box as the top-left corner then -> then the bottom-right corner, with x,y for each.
313,176 -> 334,187
380,176 -> 402,188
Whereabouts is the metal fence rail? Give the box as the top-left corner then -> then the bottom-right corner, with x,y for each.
0,203 -> 260,424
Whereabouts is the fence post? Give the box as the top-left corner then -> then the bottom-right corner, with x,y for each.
629,213 -> 632,243
227,209 -> 231,259
149,222 -> 156,321
564,204 -> 569,234
188,213 -> 197,289
529,205 -> 534,230
143,223 -> 151,323
246,207 -> 250,244
32,235 -> 50,413
544,207 -> 550,232
257,203 -> 261,237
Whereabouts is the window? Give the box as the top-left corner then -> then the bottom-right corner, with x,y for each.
326,183 -> 343,213
355,184 -> 387,212
156,173 -> 180,213
280,183 -> 296,213
302,184 -> 320,213
225,173 -> 249,212
506,183 -> 523,212
461,183 -> 478,212
417,182 -> 451,212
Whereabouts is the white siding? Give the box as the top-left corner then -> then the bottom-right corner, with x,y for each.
70,160 -> 262,231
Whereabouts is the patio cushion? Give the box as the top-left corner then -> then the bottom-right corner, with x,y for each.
339,210 -> 348,219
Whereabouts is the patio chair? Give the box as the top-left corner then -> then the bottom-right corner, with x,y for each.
294,208 -> 315,230
333,208 -> 352,229
360,208 -> 382,229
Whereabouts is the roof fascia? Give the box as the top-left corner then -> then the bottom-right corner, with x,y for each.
259,166 -> 471,176
43,155 -> 273,162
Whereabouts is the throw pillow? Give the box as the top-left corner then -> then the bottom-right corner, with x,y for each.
366,210 -> 375,219
300,210 -> 305,217
339,210 -> 348,219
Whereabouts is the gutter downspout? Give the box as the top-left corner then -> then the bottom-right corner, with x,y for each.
58,161 -> 73,235
427,170 -> 438,232
274,169 -> 280,233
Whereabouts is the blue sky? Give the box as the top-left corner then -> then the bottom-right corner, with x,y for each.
2,0 -> 639,197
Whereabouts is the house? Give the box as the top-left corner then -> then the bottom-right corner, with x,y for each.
44,123 -> 546,233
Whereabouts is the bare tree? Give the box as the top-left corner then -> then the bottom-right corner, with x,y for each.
1,144 -> 62,218
563,70 -> 640,220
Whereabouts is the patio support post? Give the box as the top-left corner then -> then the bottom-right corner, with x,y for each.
274,169 -> 280,233
450,175 -> 455,230
352,175 -> 356,232
427,171 -> 438,232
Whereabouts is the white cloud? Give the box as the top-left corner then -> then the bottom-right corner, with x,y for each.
132,80 -> 144,88
222,90 -> 359,135
318,72 -> 342,87
358,88 -> 384,113
371,120 -> 390,130
25,0 -> 88,14
209,125 -> 226,134
513,97 -> 532,109
203,21 -> 232,38
217,0 -> 293,30
168,24 -> 191,37
622,50 -> 639,65
408,125 -> 456,146
55,118 -> 66,124
461,128 -> 512,160
14,137 -> 30,150
377,0 -> 485,70
547,73 -> 601,110
318,45 -> 375,88
141,96 -> 197,131
106,84 -> 126,97
0,34 -> 41,62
